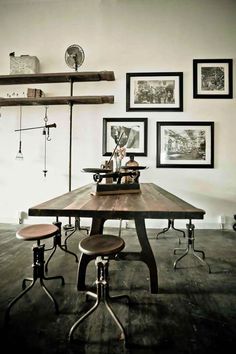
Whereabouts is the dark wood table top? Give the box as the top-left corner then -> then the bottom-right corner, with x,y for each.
28,183 -> 205,220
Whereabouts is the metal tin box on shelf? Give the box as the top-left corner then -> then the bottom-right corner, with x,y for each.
10,54 -> 40,75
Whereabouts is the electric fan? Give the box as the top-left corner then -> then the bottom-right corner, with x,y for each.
65,44 -> 85,71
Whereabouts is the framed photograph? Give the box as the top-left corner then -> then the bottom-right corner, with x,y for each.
193,59 -> 233,98
103,118 -> 148,156
156,121 -> 214,168
126,72 -> 183,111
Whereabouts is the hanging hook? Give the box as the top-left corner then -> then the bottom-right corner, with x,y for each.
16,106 -> 24,160
47,127 -> 51,141
44,106 -> 49,124
43,128 -> 48,177
43,106 -> 49,176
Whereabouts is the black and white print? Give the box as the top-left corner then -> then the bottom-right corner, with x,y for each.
126,72 -> 183,111
103,118 -> 148,156
193,59 -> 233,98
157,122 -> 214,168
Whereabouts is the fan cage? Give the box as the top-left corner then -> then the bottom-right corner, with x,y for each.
65,44 -> 85,70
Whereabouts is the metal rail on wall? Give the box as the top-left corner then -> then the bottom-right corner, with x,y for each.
63,78 -> 89,235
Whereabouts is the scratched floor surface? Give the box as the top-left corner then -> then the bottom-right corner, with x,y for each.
0,223 -> 235,354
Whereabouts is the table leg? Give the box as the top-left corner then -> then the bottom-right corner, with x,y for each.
117,218 -> 159,293
135,218 -> 158,294
76,217 -> 158,294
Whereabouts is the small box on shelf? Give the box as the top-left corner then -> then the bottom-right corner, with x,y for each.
27,88 -> 44,98
10,54 -> 40,75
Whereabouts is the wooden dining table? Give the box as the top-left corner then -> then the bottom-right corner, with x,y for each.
28,183 -> 206,294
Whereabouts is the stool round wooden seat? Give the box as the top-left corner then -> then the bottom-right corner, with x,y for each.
5,224 -> 65,325
16,223 -> 59,241
79,234 -> 125,256
68,234 -> 129,346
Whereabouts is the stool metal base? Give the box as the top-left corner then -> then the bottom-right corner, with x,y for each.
68,257 -> 129,345
156,219 -> 185,244
173,222 -> 211,273
45,221 -> 78,273
5,242 -> 65,325
64,217 -> 89,248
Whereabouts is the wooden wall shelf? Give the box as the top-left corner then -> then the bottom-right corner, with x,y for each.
0,95 -> 114,106
0,71 -> 115,107
0,71 -> 115,85
0,70 -> 115,208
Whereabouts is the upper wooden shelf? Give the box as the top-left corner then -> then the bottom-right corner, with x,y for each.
0,95 -> 114,106
0,71 -> 115,85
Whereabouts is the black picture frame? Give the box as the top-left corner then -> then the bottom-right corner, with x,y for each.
156,121 -> 214,168
193,59 -> 233,98
126,72 -> 183,111
103,118 -> 148,156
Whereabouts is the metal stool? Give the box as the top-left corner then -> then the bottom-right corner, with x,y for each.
68,234 -> 129,345
173,221 -> 211,273
45,220 -> 79,273
63,217 -> 89,247
5,224 -> 65,324
233,214 -> 236,231
156,219 -> 185,243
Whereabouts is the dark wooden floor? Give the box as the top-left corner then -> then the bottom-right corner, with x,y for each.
0,222 -> 235,354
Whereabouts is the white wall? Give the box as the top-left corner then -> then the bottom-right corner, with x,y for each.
0,0 -> 235,229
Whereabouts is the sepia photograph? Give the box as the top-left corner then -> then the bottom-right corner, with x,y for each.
126,72 -> 183,111
103,118 -> 148,156
193,59 -> 233,98
156,121 -> 214,168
